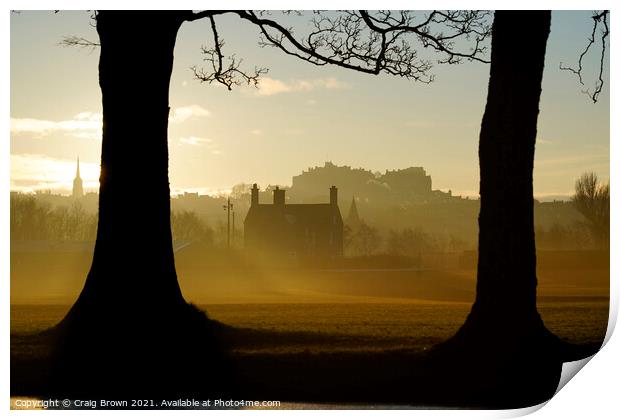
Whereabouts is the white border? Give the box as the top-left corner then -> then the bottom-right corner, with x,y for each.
4,1 -> 617,419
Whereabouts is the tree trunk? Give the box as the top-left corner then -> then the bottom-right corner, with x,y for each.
49,11 -> 230,399
432,11 -> 566,407
71,11 -> 186,316
466,10 -> 550,335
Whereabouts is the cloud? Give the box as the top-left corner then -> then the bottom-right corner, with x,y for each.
178,136 -> 213,146
255,78 -> 291,96
169,105 -> 210,123
534,153 -> 609,179
536,153 -> 608,167
250,129 -> 263,136
176,136 -> 222,155
11,106 -> 210,140
73,112 -> 100,121
254,77 -> 349,96
10,153 -> 100,193
11,112 -> 103,140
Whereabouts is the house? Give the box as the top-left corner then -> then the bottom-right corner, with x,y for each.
244,184 -> 343,258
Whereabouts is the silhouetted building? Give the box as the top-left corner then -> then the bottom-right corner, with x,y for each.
72,157 -> 84,199
244,184 -> 343,257
346,196 -> 362,230
289,161 -> 435,205
381,167 -> 431,198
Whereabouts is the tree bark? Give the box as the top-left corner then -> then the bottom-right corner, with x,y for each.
459,10 -> 551,341
74,10 -> 185,314
50,11 -> 230,399
429,11 -> 568,407
54,11 -> 189,333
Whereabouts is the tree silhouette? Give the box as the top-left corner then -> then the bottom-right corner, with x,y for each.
10,195 -> 51,240
387,227 -> 437,256
433,12 -> 560,404
50,12 -> 233,399
50,10 -> 608,403
171,210 -> 214,244
435,13 -> 608,406
348,222 -> 382,256
572,172 -> 610,248
10,195 -> 99,241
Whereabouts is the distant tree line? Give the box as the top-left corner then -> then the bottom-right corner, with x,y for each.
10,193 -> 218,245
12,170 -> 608,252
387,227 -> 468,256
535,222 -> 595,250
10,194 -> 97,241
344,218 -> 603,257
170,210 -> 214,244
344,222 -> 469,257
342,171 -> 610,256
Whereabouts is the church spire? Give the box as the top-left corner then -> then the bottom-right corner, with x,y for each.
72,156 -> 84,198
346,196 -> 361,229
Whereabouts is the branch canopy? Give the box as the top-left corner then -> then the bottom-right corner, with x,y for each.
189,10 -> 492,89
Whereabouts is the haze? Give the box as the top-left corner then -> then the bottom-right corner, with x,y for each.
10,11 -> 610,200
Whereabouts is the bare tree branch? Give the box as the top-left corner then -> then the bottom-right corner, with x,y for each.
60,35 -> 100,51
229,10 -> 492,84
183,10 -> 232,22
63,10 -> 493,89
191,15 -> 268,90
560,10 -> 609,103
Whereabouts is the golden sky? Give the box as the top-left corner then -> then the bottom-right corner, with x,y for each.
10,11 -> 610,200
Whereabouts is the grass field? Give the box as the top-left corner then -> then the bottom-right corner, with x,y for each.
11,247 -> 610,350
11,299 -> 609,355
10,248 -> 609,407
10,299 -> 608,408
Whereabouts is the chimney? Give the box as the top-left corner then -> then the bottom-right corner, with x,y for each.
273,186 -> 285,206
251,183 -> 259,206
330,185 -> 338,206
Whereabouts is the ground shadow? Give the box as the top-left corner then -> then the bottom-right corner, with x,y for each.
11,316 -> 603,409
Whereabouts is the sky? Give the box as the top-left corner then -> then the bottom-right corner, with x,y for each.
10,10 -> 610,199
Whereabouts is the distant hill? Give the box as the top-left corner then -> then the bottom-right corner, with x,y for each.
287,161 -> 454,206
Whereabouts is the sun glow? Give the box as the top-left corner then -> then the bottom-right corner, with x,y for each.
10,154 -> 100,194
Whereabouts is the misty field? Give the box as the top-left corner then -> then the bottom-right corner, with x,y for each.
11,248 -> 610,369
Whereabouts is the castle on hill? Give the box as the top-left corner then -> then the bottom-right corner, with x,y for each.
242,161 -> 455,257
288,161 -> 450,206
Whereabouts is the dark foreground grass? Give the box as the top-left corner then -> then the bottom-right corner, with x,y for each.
10,325 -> 602,408
10,301 -> 608,408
